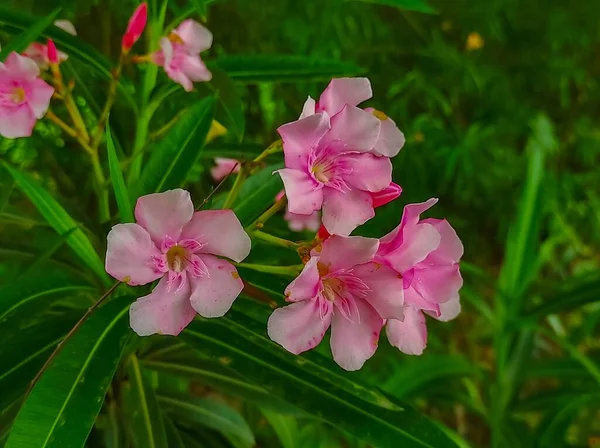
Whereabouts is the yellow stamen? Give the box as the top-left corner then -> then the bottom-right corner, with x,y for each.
371,109 -> 388,121
11,88 -> 26,104
166,245 -> 188,272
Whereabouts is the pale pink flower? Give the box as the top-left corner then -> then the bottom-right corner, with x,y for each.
277,110 -> 393,236
376,198 -> 463,355
0,52 -> 54,139
153,19 -> 212,92
211,158 -> 240,182
299,78 -> 405,158
268,236 -> 404,371
122,3 -> 148,51
23,20 -> 76,70
105,189 -> 251,336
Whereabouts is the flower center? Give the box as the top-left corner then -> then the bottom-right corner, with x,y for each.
311,163 -> 331,183
308,143 -> 352,191
11,87 -> 26,104
166,245 -> 189,272
322,276 -> 344,302
168,32 -> 185,45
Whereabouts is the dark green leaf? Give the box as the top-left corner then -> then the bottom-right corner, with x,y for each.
106,122 -> 134,223
3,164 -> 109,285
260,408 -> 298,448
0,7 -> 136,109
202,143 -> 265,161
214,55 -> 363,83
159,395 -> 254,446
121,354 -> 168,448
349,0 -> 437,14
5,296 -> 133,448
230,164 -> 283,227
205,67 -> 245,142
0,8 -> 60,60
164,417 -> 186,448
181,310 -> 458,448
137,96 -> 216,195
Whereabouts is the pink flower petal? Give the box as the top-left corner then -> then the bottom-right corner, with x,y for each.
330,299 -> 383,371
404,285 -> 440,316
412,264 -> 463,305
383,222 -> 441,273
369,110 -> 405,158
129,276 -> 196,336
321,188 -> 374,236
344,153 -> 392,193
105,223 -> 163,286
211,158 -> 240,182
299,96 -> 316,119
180,209 -> 251,263
432,296 -> 461,322
189,255 -> 243,318
314,235 -> 378,272
175,19 -> 213,53
285,209 -> 321,232
135,189 -> 194,246
321,105 -> 380,153
352,262 -> 404,320
386,307 -> 427,355
277,168 -> 323,215
268,299 -> 332,355
54,19 -> 77,36
0,107 -> 36,139
3,52 -> 39,78
181,54 -> 212,82
371,182 -> 402,208
318,77 -> 372,116
284,257 -> 321,302
422,218 -> 464,264
29,78 -> 54,119
278,113 -> 330,170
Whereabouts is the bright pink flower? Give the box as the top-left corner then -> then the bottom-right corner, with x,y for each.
105,189 -> 251,336
0,53 -> 54,139
153,19 -> 212,92
46,40 -> 58,64
122,3 -> 148,51
211,158 -> 240,182
376,198 -> 463,355
300,78 -> 405,158
371,182 -> 402,208
268,236 -> 404,371
277,110 -> 393,236
23,20 -> 75,70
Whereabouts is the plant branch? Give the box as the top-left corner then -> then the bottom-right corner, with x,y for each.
252,230 -> 300,250
234,262 -> 303,276
222,162 -> 248,209
253,139 -> 282,163
25,281 -> 122,398
246,196 -> 287,231
196,162 -> 239,211
91,55 -> 124,149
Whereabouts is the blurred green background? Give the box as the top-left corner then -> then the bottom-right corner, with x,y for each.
1,0 -> 599,447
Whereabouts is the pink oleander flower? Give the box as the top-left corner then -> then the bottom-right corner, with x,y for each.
211,158 -> 240,182
376,198 -> 463,355
105,189 -> 251,336
122,3 -> 148,51
268,235 -> 404,371
277,109 -> 393,236
153,19 -> 212,92
23,20 -> 76,70
275,191 -> 321,233
299,77 -> 405,158
0,52 -> 54,139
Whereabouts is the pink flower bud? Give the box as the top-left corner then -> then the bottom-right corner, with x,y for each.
122,2 -> 148,51
47,39 -> 58,64
371,182 -> 402,208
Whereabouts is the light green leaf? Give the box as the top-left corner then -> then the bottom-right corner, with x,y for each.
214,55 -> 363,83
181,309 -> 458,448
106,122 -> 134,223
348,0 -> 437,14
121,355 -> 168,448
3,164 -> 108,284
261,408 -> 298,448
0,8 -> 60,60
159,395 -> 255,446
5,296 -> 133,448
137,96 -> 216,195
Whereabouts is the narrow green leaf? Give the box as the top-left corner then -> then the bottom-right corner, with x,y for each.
0,8 -> 60,60
202,143 -> 265,160
3,164 -> 108,284
6,297 -> 133,448
214,55 -> 363,83
138,96 -> 216,195
121,355 -> 168,448
261,408 -> 298,448
205,67 -> 245,141
181,310 -> 458,448
0,7 -> 136,110
106,122 -> 134,223
164,417 -> 185,448
159,395 -> 255,446
348,0 -> 438,14
230,164 -> 283,227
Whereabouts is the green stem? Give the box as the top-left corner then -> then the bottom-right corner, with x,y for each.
91,56 -> 124,149
222,164 -> 247,209
90,151 -> 110,222
234,262 -> 303,277
252,230 -> 299,250
247,196 -> 287,231
127,111 -> 151,184
253,139 -> 282,163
